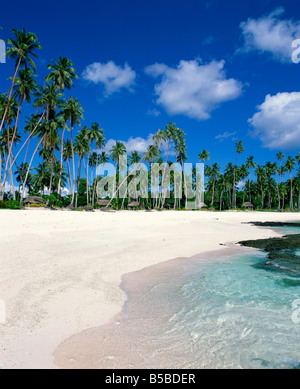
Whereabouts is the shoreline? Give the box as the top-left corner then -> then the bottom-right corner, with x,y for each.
0,210 -> 300,368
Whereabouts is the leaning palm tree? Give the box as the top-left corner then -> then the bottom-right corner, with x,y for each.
3,68 -> 38,188
285,156 -> 296,210
0,28 -> 41,133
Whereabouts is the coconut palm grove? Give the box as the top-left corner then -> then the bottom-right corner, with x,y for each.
0,27 -> 300,211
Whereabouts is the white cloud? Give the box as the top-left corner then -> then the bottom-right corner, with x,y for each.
240,7 -> 300,62
146,108 -> 161,117
145,59 -> 242,120
99,134 -> 155,155
215,131 -> 237,141
82,61 -> 136,96
249,92 -> 300,149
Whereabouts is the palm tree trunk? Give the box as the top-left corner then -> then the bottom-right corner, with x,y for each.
3,99 -> 22,185
57,125 -> 66,196
75,157 -> 82,209
0,57 -> 21,134
105,143 -> 158,209
220,190 -> 224,211
290,173 -> 293,210
86,150 -> 90,205
70,127 -> 76,205
21,137 -> 44,202
49,152 -> 54,195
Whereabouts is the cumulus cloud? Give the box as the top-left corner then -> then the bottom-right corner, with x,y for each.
99,134 -> 155,155
82,61 -> 136,96
240,7 -> 300,62
249,92 -> 300,149
145,59 -> 242,120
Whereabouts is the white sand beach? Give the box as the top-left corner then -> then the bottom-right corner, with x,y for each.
0,209 -> 300,369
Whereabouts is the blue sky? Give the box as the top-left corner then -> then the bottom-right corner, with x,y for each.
1,0 -> 300,174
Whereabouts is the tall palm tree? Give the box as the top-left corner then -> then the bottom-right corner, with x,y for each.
3,68 -> 38,188
245,155 -> 256,203
255,165 -> 267,209
74,129 -> 89,207
63,139 -> 73,196
63,96 -> 84,204
94,151 -> 109,204
85,122 -> 105,204
285,156 -> 296,209
276,151 -> 285,184
110,141 -> 127,205
239,164 -> 249,205
233,140 -> 244,208
0,28 -> 41,133
105,129 -> 166,209
209,163 -> 221,206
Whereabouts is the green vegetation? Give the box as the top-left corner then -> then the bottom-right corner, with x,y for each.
1,28 -> 300,211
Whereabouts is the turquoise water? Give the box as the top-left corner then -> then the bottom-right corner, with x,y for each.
62,225 -> 300,369
113,225 -> 300,369
163,252 -> 300,369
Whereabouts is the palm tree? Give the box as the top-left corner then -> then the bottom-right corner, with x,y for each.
94,151 -> 109,204
198,149 -> 210,164
276,151 -> 285,184
63,97 -> 84,204
74,129 -> 89,207
285,156 -> 296,209
233,140 -> 244,208
216,174 -> 231,210
85,122 -> 105,204
209,163 -> 221,206
110,141 -> 127,205
159,122 -> 178,208
46,56 -> 78,92
255,165 -> 267,209
3,68 -> 38,188
239,164 -> 249,205
63,139 -> 73,196
245,156 -> 256,203
105,129 -> 166,209
0,28 -> 41,134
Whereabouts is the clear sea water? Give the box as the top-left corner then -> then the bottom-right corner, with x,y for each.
111,224 -> 300,369
56,224 -> 300,369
